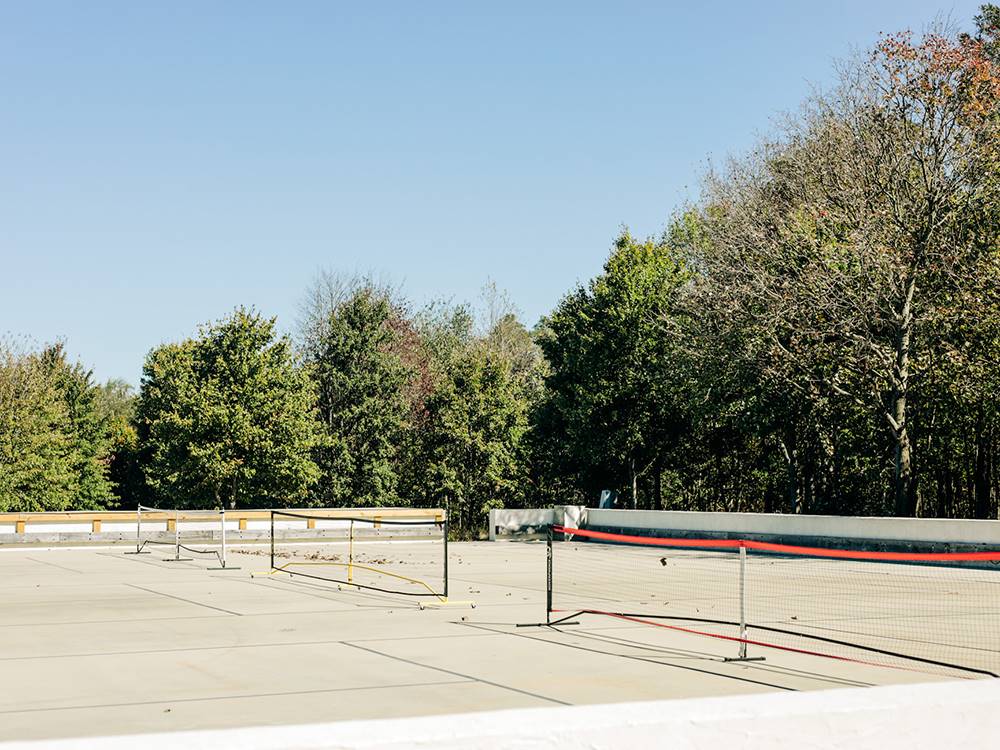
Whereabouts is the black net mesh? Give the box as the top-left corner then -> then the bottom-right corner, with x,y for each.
549,526 -> 1000,678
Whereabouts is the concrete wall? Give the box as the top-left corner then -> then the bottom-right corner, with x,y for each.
488,506 -> 584,541
586,508 -> 1000,547
4,678 -> 997,749
491,507 -> 1000,548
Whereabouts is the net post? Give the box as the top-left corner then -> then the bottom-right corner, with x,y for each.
174,508 -> 180,560
738,543 -> 747,660
220,509 -> 226,569
348,519 -> 354,584
443,514 -> 449,600
270,510 -> 274,570
206,507 -> 239,570
546,524 -> 553,625
126,505 -> 151,554
723,541 -> 763,662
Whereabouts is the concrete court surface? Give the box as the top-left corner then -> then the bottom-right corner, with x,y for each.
0,540 -> 973,743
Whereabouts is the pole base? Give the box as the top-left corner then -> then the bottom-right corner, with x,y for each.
419,600 -> 476,609
208,566 -> 241,571
515,621 -> 581,627
124,551 -> 151,555
161,558 -> 193,562
723,656 -> 766,663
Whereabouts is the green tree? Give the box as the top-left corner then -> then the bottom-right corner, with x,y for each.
42,344 -> 113,508
0,342 -> 76,511
395,298 -> 541,532
137,308 -> 320,509
536,230 -> 691,508
422,329 -> 533,529
96,379 -> 144,508
690,22 -> 1000,515
305,287 -> 412,506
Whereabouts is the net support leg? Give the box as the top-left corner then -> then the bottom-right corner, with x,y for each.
739,544 -> 746,659
348,520 -> 354,584
162,508 -> 192,562
208,508 -> 240,570
419,515 -> 476,607
124,504 -> 151,555
443,516 -> 449,601
546,524 -> 553,625
516,525 -> 578,626
723,544 -> 764,663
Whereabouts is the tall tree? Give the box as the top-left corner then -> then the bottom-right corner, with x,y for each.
305,287 -> 412,506
96,379 -> 143,508
536,231 -> 690,508
690,27 -> 1000,516
414,306 -> 536,530
0,341 -> 76,511
42,344 -> 114,508
137,308 -> 320,509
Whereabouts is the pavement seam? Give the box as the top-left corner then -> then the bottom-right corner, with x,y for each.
0,679 -> 472,716
24,556 -> 84,574
341,641 -> 572,707
0,631 -> 503,662
126,584 -> 244,616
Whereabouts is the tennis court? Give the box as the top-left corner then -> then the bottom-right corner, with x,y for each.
0,533 -> 984,744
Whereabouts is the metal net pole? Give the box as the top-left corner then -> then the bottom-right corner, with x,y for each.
443,515 -> 449,600
348,520 -> 354,583
220,509 -> 226,569
738,544 -> 747,660
546,525 -> 553,624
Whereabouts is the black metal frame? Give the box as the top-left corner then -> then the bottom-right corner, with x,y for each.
125,505 -> 238,569
517,523 -> 997,677
517,524 -> 581,628
267,509 -> 449,598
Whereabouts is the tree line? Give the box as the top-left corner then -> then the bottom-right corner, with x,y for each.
1,11 -> 998,528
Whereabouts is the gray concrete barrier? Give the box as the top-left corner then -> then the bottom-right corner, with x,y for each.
491,507 -> 1000,550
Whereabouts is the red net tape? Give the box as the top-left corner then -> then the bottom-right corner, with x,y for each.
552,525 -> 1000,562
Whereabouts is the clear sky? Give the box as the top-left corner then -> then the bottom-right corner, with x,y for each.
0,1 -> 983,385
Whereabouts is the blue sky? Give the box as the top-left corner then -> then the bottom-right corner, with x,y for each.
0,1 -> 983,384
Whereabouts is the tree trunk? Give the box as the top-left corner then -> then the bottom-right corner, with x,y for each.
913,449 -> 929,518
829,435 -> 840,512
935,469 -> 945,518
653,455 -> 662,510
893,416 -> 914,516
974,414 -> 992,520
630,455 -> 638,510
993,432 -> 1000,521
892,276 -> 916,517
804,463 -> 814,515
780,425 -> 800,514
948,465 -> 955,518
713,452 -> 722,512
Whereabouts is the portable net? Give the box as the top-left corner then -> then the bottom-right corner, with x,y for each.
547,525 -> 1000,679
130,504 -> 235,569
266,509 -> 451,601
